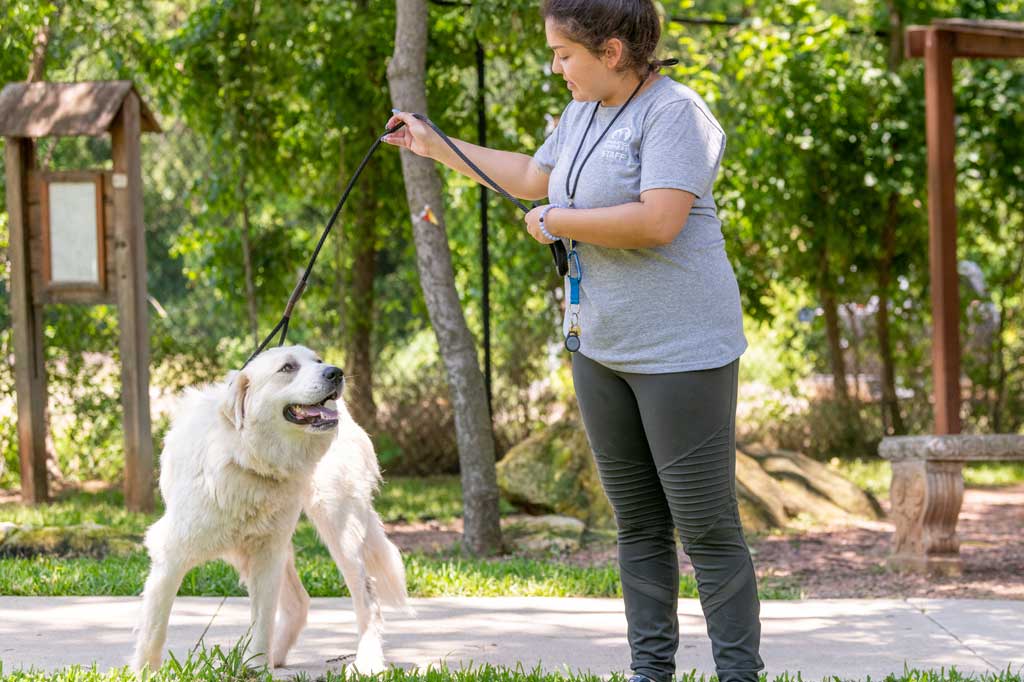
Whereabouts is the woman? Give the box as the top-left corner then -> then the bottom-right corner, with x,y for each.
383,1 -> 764,680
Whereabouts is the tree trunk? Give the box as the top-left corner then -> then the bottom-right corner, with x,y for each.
990,252 -> 1023,432
876,193 -> 905,434
885,0 -> 904,71
819,246 -> 850,405
387,0 -> 502,555
27,4 -> 59,82
27,7 -> 64,490
843,302 -> 864,406
239,173 -> 259,347
990,305 -> 1006,433
344,120 -> 381,431
874,0 -> 905,436
336,135 -> 348,343
237,1 -> 261,349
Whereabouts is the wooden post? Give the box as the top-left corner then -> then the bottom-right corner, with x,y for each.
5,137 -> 49,503
924,29 -> 961,435
111,92 -> 154,512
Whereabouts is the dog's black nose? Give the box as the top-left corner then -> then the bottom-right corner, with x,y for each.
323,366 -> 344,384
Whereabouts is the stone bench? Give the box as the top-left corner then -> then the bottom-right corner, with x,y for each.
878,434 -> 1024,576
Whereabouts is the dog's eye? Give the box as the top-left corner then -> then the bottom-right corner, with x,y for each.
315,358 -> 323,364
279,362 -> 297,373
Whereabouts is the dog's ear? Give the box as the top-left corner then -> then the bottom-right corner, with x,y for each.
221,372 -> 250,430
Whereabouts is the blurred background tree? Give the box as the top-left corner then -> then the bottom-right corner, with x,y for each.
1,0 -> 1022,498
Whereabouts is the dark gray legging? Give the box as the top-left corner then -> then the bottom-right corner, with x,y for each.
571,352 -> 764,682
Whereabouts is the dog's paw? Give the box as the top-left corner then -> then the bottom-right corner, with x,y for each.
354,635 -> 386,674
354,655 -> 387,675
130,652 -> 161,675
270,640 -> 293,669
247,651 -> 271,669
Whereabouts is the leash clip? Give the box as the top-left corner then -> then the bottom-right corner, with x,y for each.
550,240 -> 568,277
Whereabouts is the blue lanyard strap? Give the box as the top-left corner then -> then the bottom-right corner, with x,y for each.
568,240 -> 581,306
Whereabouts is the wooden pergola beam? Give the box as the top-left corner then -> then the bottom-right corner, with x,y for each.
923,29 -> 961,436
905,19 -> 1024,435
907,25 -> 1024,59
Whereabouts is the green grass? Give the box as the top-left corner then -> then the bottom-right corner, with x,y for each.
0,488 -> 159,534
376,474 -> 466,522
962,461 -> 1024,487
830,458 -> 893,498
375,475 -> 516,523
0,476 -> 504,530
0,483 -> 798,600
0,547 -> 798,600
1,641 -> 1020,682
830,458 -> 1024,498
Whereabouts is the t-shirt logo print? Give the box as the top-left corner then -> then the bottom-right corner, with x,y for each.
609,127 -> 632,142
601,126 -> 632,162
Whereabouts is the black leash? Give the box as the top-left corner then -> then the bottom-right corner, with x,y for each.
411,114 -> 569,278
242,113 -> 567,369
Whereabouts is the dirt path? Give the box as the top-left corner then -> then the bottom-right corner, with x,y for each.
748,483 -> 1024,599
384,484 -> 1024,600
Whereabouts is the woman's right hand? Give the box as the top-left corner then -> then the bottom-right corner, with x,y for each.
383,110 -> 439,159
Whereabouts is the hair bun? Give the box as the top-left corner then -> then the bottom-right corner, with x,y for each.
650,58 -> 679,68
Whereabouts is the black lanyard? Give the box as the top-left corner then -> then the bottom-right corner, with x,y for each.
563,74 -> 648,209
561,74 -> 649,353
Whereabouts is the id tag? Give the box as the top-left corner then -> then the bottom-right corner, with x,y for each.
565,326 -> 581,353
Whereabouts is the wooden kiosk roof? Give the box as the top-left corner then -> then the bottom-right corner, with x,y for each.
0,81 -> 160,138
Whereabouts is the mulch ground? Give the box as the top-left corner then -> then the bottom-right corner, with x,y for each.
384,484 -> 1024,600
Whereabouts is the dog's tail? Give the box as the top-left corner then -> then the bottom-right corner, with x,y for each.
365,511 -> 413,614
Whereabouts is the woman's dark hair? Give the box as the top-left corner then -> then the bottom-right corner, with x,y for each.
541,0 -> 671,76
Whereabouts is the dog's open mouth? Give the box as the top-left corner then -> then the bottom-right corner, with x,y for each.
284,392 -> 339,430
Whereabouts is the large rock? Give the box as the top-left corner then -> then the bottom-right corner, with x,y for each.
739,444 -> 883,520
0,523 -> 142,558
501,514 -> 586,554
496,418 -> 614,528
734,450 -> 790,533
498,418 -> 882,533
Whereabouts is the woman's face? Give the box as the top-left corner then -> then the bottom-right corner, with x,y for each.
545,18 -> 618,103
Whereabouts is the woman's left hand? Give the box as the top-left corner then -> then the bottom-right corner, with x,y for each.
524,205 -> 557,245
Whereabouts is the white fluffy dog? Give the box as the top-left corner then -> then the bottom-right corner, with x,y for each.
132,345 -> 408,674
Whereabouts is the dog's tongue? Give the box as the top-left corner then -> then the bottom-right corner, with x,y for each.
295,403 -> 338,421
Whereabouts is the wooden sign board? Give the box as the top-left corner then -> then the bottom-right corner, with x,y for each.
1,81 -> 160,510
40,171 -> 107,297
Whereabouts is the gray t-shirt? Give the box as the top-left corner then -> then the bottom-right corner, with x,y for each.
533,75 -> 747,373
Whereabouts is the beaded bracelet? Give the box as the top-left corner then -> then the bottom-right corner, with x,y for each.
538,204 -> 560,242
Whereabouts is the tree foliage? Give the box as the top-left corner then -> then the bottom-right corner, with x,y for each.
1,0 -> 1023,487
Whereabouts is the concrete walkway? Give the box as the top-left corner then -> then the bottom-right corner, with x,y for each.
1,597 -> 1022,679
